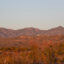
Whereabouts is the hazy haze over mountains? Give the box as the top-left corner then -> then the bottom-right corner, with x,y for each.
0,26 -> 64,37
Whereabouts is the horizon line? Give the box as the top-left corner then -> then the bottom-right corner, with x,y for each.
0,26 -> 64,30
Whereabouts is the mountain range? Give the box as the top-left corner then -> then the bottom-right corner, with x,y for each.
0,26 -> 64,38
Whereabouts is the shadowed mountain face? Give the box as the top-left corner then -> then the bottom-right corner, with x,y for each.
0,26 -> 64,37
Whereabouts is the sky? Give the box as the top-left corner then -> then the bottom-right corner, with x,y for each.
0,0 -> 64,30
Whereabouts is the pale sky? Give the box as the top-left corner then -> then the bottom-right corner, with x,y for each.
0,0 -> 64,29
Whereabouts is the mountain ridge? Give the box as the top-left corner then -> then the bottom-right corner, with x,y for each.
0,26 -> 64,37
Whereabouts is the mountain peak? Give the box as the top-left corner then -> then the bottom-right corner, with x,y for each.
50,26 -> 64,30
57,26 -> 64,29
55,26 -> 64,30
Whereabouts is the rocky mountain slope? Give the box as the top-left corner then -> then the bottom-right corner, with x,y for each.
0,26 -> 64,37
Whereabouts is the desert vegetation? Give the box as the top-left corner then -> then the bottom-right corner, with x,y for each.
0,35 -> 64,64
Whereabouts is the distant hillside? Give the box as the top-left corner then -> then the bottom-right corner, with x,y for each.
0,26 -> 64,37
0,35 -> 64,47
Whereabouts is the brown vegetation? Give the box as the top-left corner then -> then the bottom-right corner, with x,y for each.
0,35 -> 64,64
